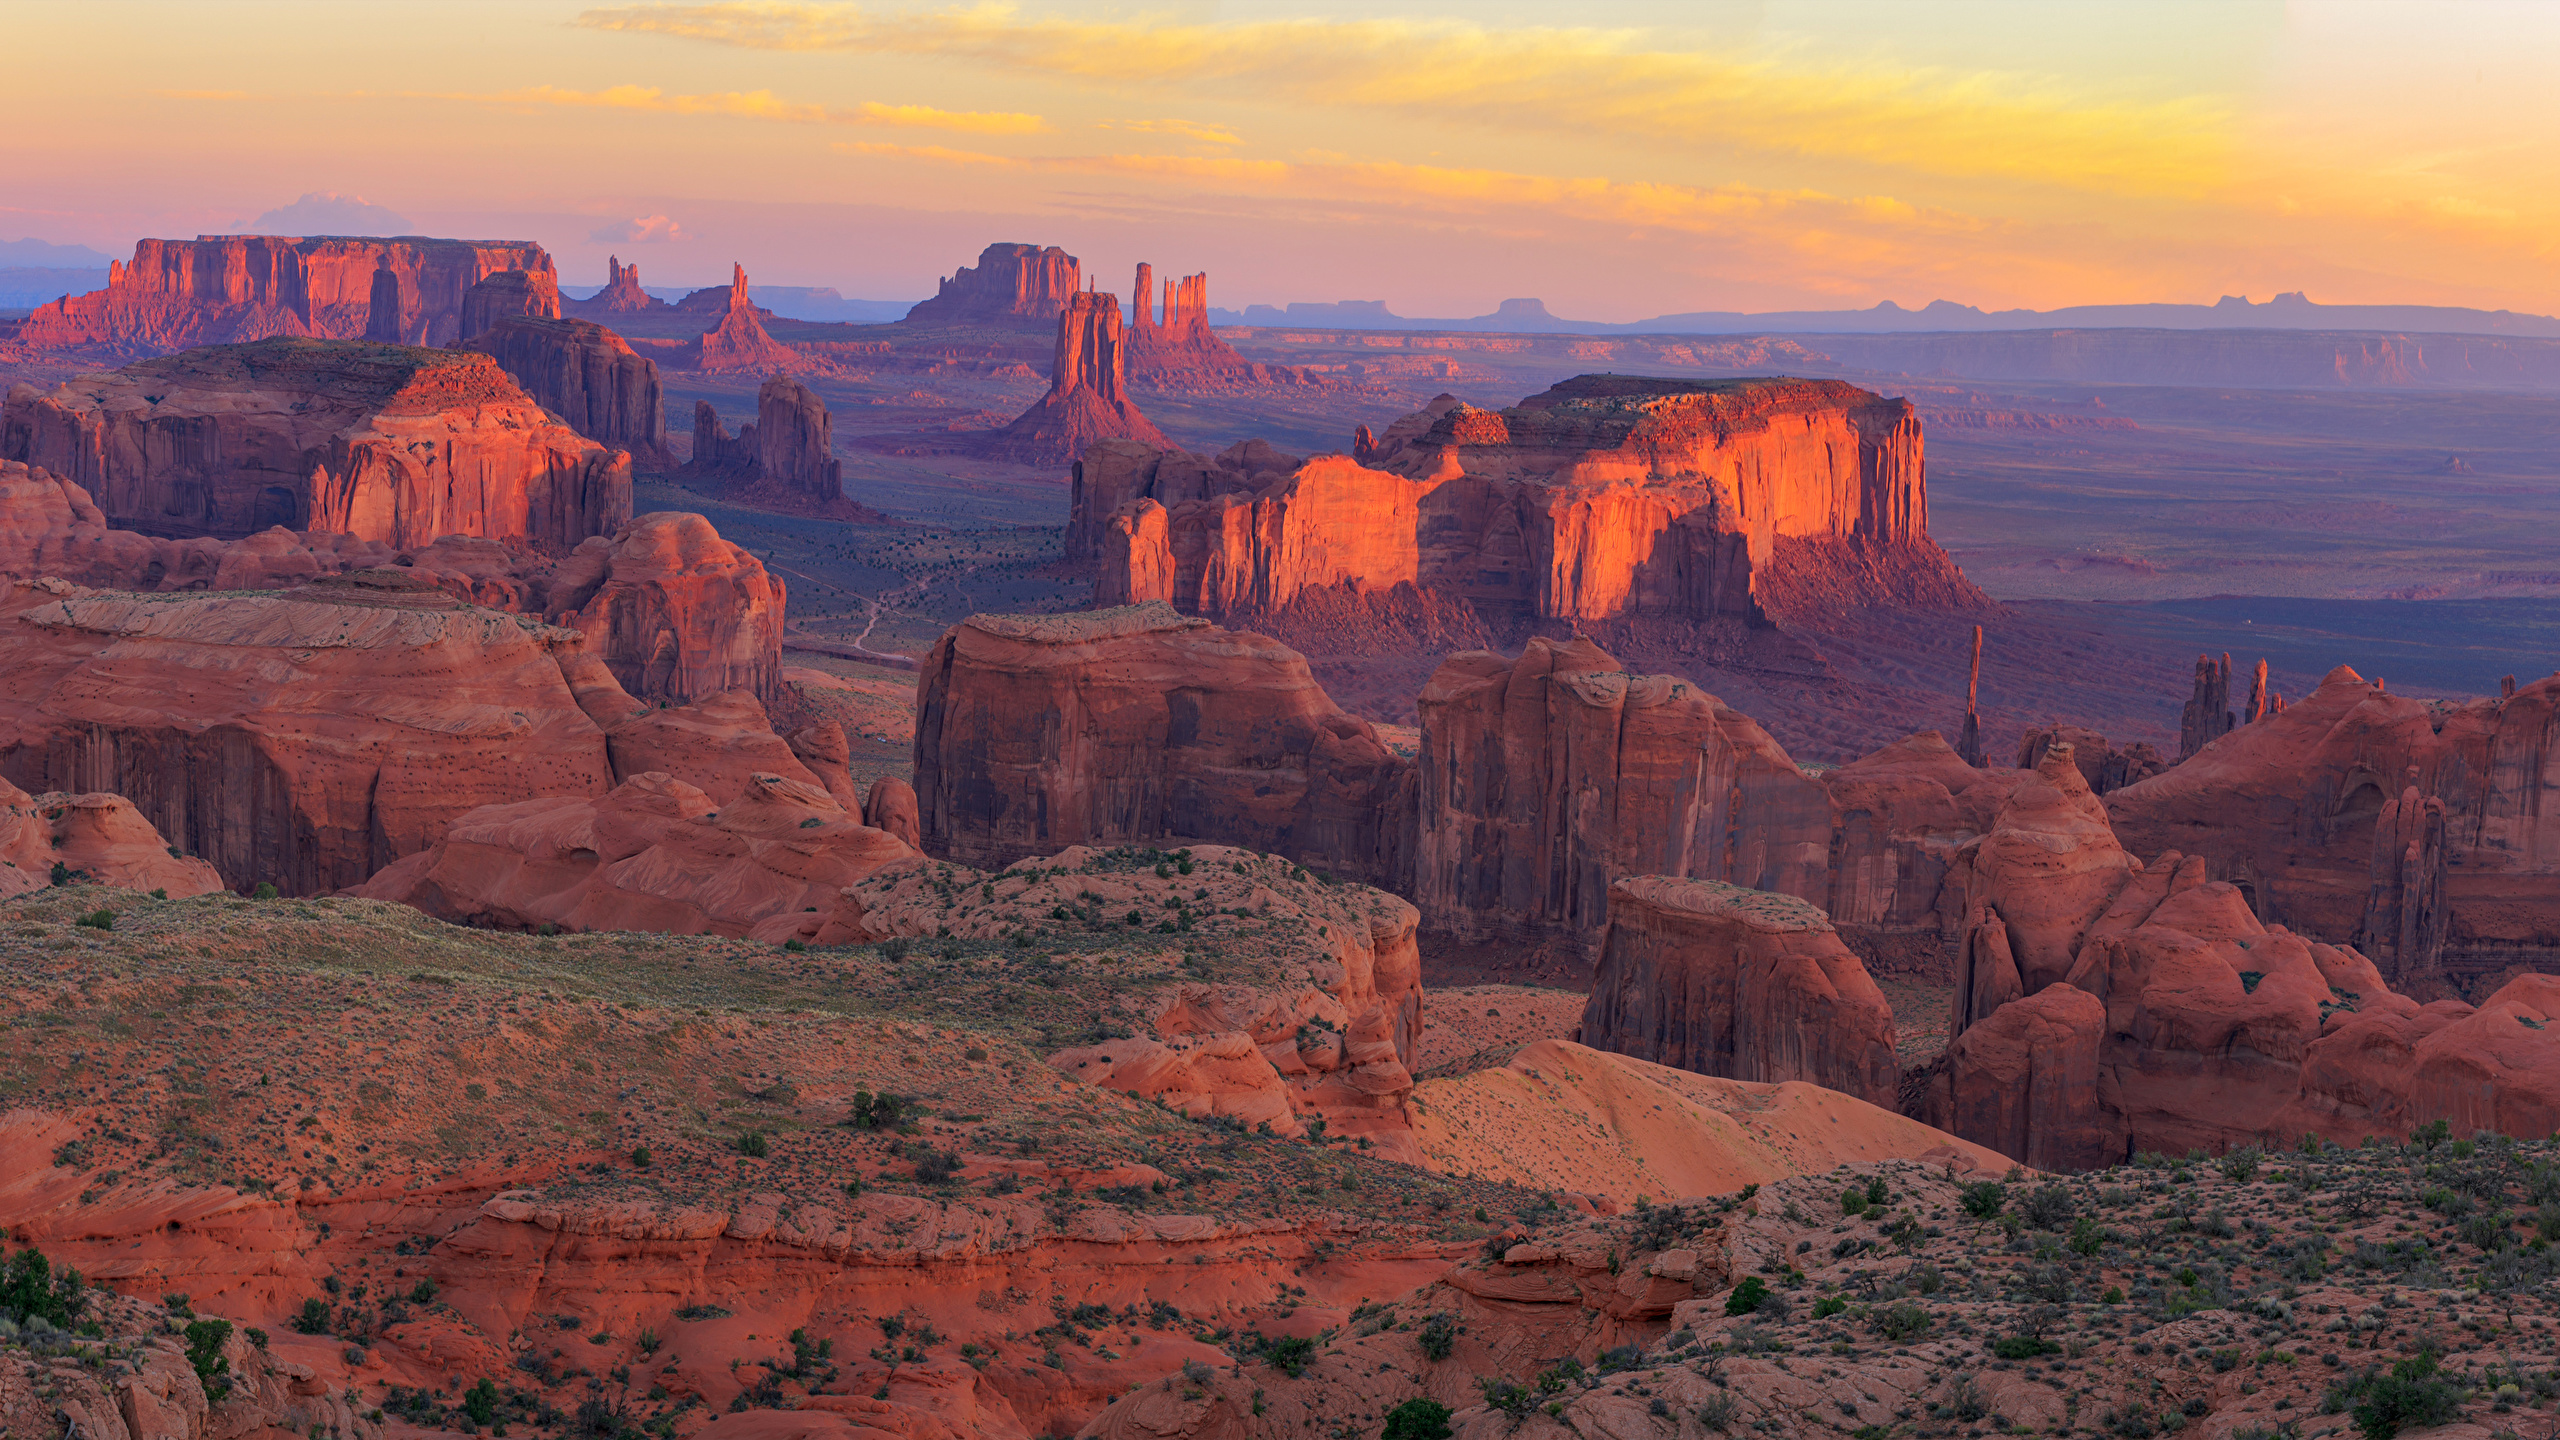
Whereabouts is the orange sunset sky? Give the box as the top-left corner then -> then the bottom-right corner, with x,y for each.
7,0 -> 2558,320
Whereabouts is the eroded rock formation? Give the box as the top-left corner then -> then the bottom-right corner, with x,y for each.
456,267 -> 562,338
457,315 -> 672,466
2180,653 -> 2235,759
0,775 -> 225,898
912,604 -> 1414,887
2015,723 -> 2167,794
753,374 -> 841,502
1124,264 -> 1281,389
1086,374 -> 1983,627
353,770 -> 915,938
545,511 -> 789,709
1578,876 -> 1899,1107
1417,637 -> 1832,943
983,291 -> 1171,466
12,236 -> 555,354
901,242 -> 1080,327
690,265 -> 802,373
2,338 -> 630,546
563,255 -> 669,318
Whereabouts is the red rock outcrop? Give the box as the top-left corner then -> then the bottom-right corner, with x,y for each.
1577,875 -> 1899,1107
911,604 -> 1414,887
457,315 -> 673,466
545,511 -> 789,709
0,572 -> 619,894
2109,663 -> 2560,991
563,254 -> 671,317
1815,731 -> 2027,959
2,337 -> 631,546
599,688 -> 828,805
2016,722 -> 2167,794
1066,436 -> 1300,566
351,769 -> 915,938
1416,637 -> 1833,943
900,242 -> 1079,327
2179,652 -> 2236,759
456,267 -> 562,337
754,373 -> 841,501
1124,264 -> 1283,389
0,774 -> 225,897
690,265 -> 803,373
982,291 -> 1171,466
1938,981 -> 2109,1172
1085,374 -> 1983,626
12,235 -> 555,354
863,775 -> 920,848
1941,745 -> 2140,1001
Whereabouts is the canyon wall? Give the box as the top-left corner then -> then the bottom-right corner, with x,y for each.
901,242 -> 1080,327
458,315 -> 672,467
1085,374 -> 1982,627
912,603 -> 1415,887
12,236 -> 554,353
455,267 -> 562,337
1,337 -> 630,546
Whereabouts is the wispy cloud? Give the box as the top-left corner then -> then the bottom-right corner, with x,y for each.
156,89 -> 260,101
591,213 -> 689,243
836,140 -> 1025,167
575,4 -> 2231,195
1097,118 -> 1242,146
416,84 -> 1044,135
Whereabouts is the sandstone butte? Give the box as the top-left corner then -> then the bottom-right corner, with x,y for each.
1,338 -> 631,548
899,240 -> 1080,327
9,234 -> 556,354
0,459 -> 788,713
2108,661 -> 2560,998
1082,373 -> 1986,629
1906,741 -> 2560,1169
457,313 -> 675,468
982,289 -> 1173,467
911,603 -> 1414,888
688,264 -> 803,373
0,567 -> 815,895
452,266 -> 562,338
685,375 -> 886,523
1578,877 -> 1900,1108
562,254 -> 673,318
1124,261 -> 1300,390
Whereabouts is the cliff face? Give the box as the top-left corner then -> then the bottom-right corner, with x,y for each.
13,236 -> 555,353
983,291 -> 1172,466
457,315 -> 672,467
1578,876 -> 1899,1107
2109,663 -> 2560,993
1124,264 -> 1281,389
455,267 -> 562,338
545,510 -> 790,710
1086,374 -> 1982,626
753,373 -> 840,502
1416,638 -> 1834,942
912,603 -> 1415,887
2,337 -> 630,547
901,242 -> 1080,327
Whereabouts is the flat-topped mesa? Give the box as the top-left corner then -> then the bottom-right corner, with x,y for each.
912,602 -> 1415,887
2,337 -> 631,547
457,315 -> 672,467
1418,637 -> 1835,944
1084,373 -> 1984,627
691,263 -> 802,372
1578,875 -> 1900,1107
981,290 -> 1173,466
1124,263 -> 1269,389
455,268 -> 562,338
901,241 -> 1080,327
12,235 -> 555,354
563,255 -> 670,318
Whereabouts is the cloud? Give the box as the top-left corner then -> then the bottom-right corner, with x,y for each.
853,102 -> 1045,134
250,192 -> 412,235
591,214 -> 689,243
156,89 -> 259,101
416,85 -> 1043,135
1096,118 -> 1242,146
836,141 -> 1024,167
574,4 -> 2230,196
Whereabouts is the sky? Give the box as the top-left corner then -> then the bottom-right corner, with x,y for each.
4,0 -> 2557,320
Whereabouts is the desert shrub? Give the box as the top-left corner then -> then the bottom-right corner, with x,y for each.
1479,1377 -> 1537,1418
73,909 -> 114,931
1382,1398 -> 1453,1440
1725,1276 -> 1770,1315
462,1378 -> 499,1427
1960,1181 -> 2007,1219
1418,1312 -> 1459,1362
251,882 -> 278,900
1872,1302 -> 1932,1342
850,1090 -> 906,1131
184,1318 -> 232,1397
913,1149 -> 963,1183
736,1131 -> 770,1158
291,1297 -> 331,1335
2024,1183 -> 2075,1230
2347,1350 -> 2462,1440
1266,1335 -> 1315,1377
1697,1393 -> 1740,1431
2220,1147 -> 2263,1183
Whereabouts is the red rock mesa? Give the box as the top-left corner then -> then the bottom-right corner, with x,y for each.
900,241 -> 1080,327
457,315 -> 674,467
685,376 -> 883,520
1087,374 -> 1982,627
2,338 -> 630,546
455,267 -> 562,337
983,290 -> 1172,465
911,603 -> 1414,887
11,235 -> 554,353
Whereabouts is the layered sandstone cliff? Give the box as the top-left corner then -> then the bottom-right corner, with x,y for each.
13,235 -> 554,354
457,315 -> 673,467
2109,663 -> 2560,991
1578,876 -> 1899,1106
1086,374 -> 1984,626
912,604 -> 1414,886
2,338 -> 630,546
1417,638 -> 1832,942
545,511 -> 790,709
901,242 -> 1079,327
983,291 -> 1172,466
455,267 -> 561,337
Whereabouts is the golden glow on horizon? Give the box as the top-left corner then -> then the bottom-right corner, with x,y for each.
8,0 -> 2559,318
